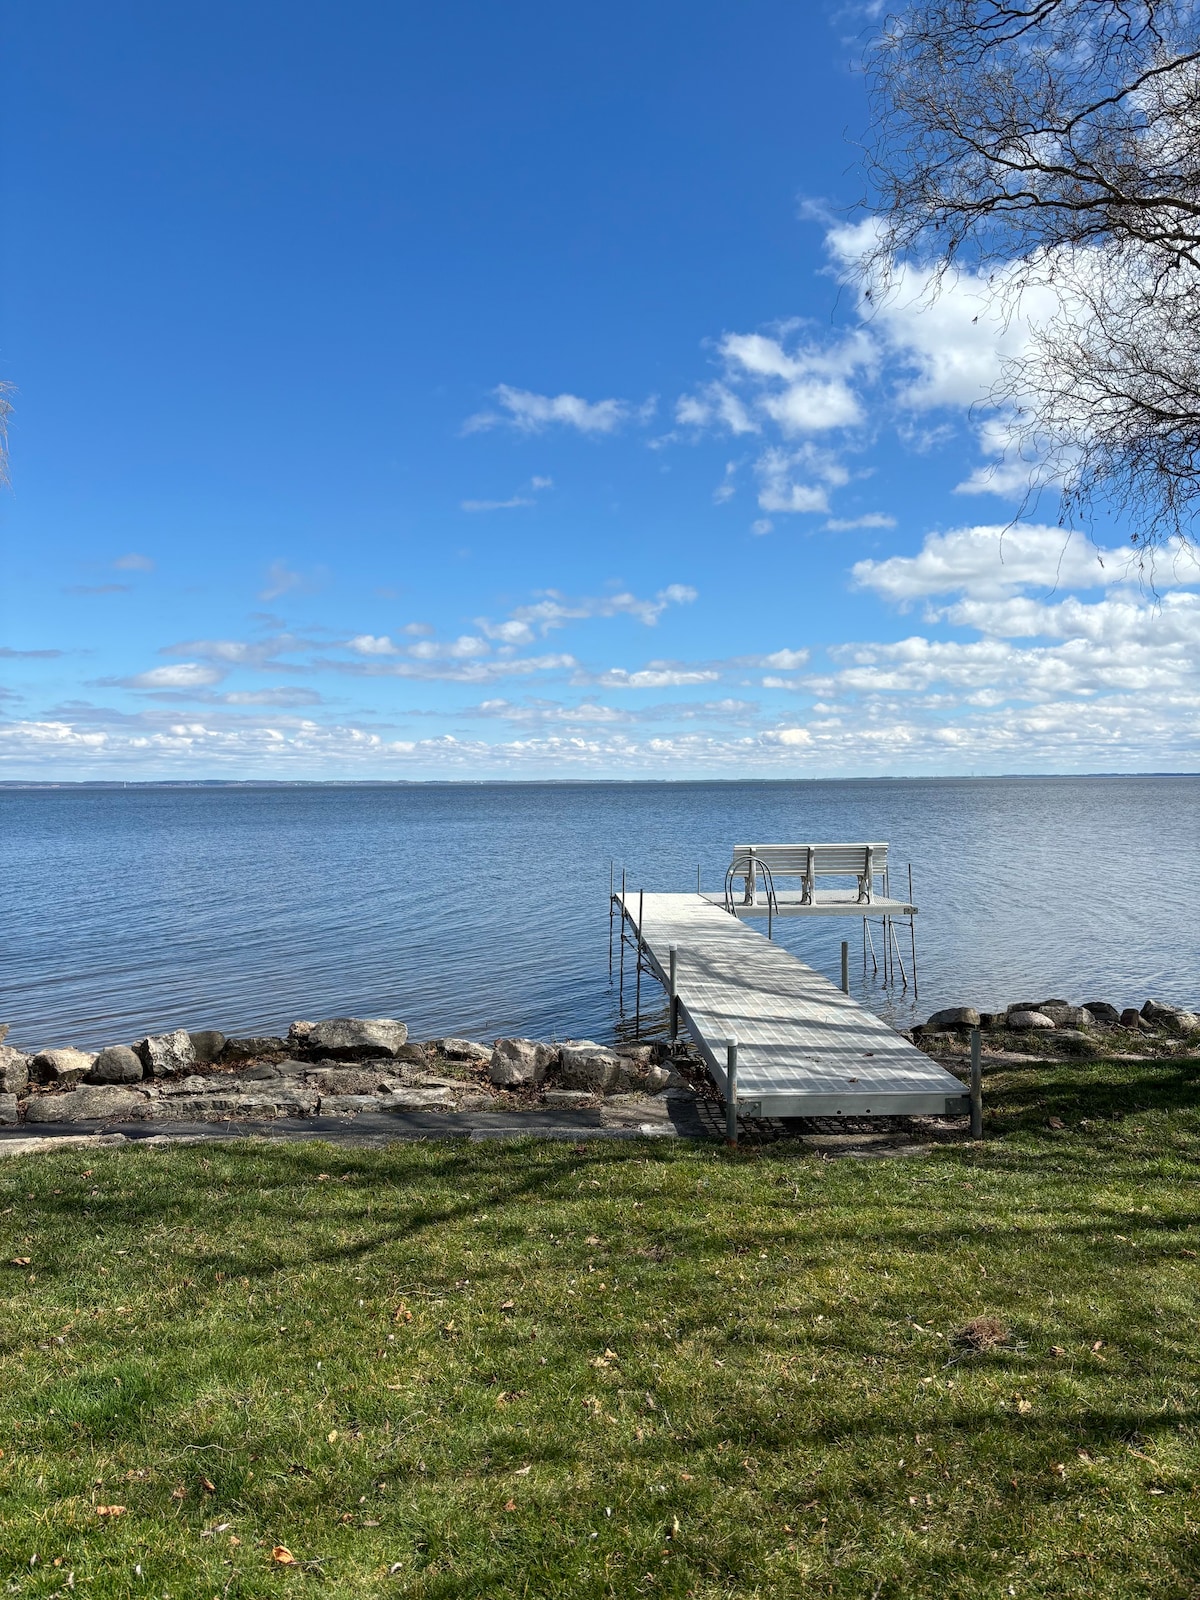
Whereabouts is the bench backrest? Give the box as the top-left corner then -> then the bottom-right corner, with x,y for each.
731,843 -> 888,880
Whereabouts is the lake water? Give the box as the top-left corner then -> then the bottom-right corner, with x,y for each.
3,777 -> 1198,1052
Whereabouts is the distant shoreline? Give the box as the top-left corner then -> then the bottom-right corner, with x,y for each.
1,772 -> 1197,791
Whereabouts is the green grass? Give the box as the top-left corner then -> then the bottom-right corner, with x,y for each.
2,1053 -> 1200,1599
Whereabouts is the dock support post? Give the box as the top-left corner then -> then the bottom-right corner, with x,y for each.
619,867 -> 626,999
908,863 -> 918,999
725,1037 -> 739,1147
608,860 -> 614,974
840,941 -> 849,994
697,863 -> 701,895
969,1027 -> 983,1139
634,888 -> 644,1034
668,943 -> 678,1041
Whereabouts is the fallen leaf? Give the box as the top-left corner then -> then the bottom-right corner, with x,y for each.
514,1465 -> 532,1476
96,1505 -> 126,1518
393,1304 -> 413,1324
585,1235 -> 601,1246
1047,1117 -> 1065,1130
1050,1346 -> 1066,1357
327,1431 -> 338,1444
8,1257 -> 31,1268
504,1498 -> 516,1512
171,1485 -> 186,1500
1051,1462 -> 1065,1476
229,1535 -> 241,1546
1180,1249 -> 1197,1259
500,1300 -> 515,1313
199,1476 -> 216,1493
1092,1341 -> 1104,1352
272,1546 -> 297,1565
1016,1398 -> 1033,1415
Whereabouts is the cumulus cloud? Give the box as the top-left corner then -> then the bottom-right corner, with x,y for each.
850,523 -> 1150,603
120,662 -> 225,690
463,385 -> 635,435
477,584 -> 697,644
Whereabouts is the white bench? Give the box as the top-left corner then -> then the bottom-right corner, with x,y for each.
728,843 -> 889,908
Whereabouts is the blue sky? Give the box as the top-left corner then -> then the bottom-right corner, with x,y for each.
2,0 -> 1197,778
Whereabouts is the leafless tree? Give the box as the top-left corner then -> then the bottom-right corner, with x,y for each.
0,384 -> 11,486
863,0 -> 1200,549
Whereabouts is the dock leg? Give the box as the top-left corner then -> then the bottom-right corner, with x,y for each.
840,940 -> 849,994
697,863 -> 701,895
725,1037 -> 739,1147
970,1027 -> 983,1139
619,868 -> 626,1002
669,944 -> 678,1042
908,863 -> 918,1000
634,888 -> 644,1035
608,861 -> 614,975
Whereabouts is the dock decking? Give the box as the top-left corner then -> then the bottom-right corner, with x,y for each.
621,893 -> 967,1119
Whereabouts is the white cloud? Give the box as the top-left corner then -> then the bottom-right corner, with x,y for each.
123,662 -> 225,690
824,513 -> 896,531
348,635 -> 399,656
479,584 -> 697,642
463,385 -> 631,435
259,561 -> 307,601
851,523 -> 1144,603
461,494 -> 534,512
114,553 -> 154,572
755,445 -> 848,516
589,664 -> 721,689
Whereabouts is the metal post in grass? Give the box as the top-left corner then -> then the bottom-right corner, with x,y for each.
840,940 -> 849,994
669,943 -> 678,1042
970,1026 -> 983,1139
725,1036 -> 739,1147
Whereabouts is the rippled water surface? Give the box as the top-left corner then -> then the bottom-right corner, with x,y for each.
3,777 -> 1198,1051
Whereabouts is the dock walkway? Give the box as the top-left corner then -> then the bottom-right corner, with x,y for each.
622,893 -> 966,1119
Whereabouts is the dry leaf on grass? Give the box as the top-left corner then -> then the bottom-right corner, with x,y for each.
199,1476 -> 216,1493
96,1505 -> 126,1518
8,1257 -> 31,1267
271,1546 -> 297,1565
393,1304 -> 413,1324
503,1499 -> 516,1512
952,1315 -> 1009,1353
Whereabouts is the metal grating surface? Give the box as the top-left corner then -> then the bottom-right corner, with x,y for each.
624,893 -> 967,1118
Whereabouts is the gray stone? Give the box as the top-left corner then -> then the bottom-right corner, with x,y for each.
979,1012 -> 1006,1029
1119,1008 -> 1144,1030
1038,1004 -> 1094,1028
1008,1003 -> 1045,1016
393,1042 -> 430,1065
24,1085 -> 142,1123
924,1006 -> 981,1031
642,1064 -> 671,1093
33,1047 -> 96,1086
1142,999 -> 1181,1022
305,1065 -> 400,1095
1055,1028 -> 1100,1055
137,1030 -> 196,1078
378,1086 -> 454,1110
1082,1002 -> 1121,1025
543,1088 -> 596,1108
0,1024 -> 7,1045
0,1045 -> 31,1097
301,1018 -> 409,1059
0,1093 -> 18,1124
1007,1010 -> 1056,1031
489,1038 -> 557,1087
219,1035 -> 288,1064
435,1037 -> 490,1063
1164,1009 -> 1200,1036
86,1045 -> 144,1084
189,1030 -> 227,1064
239,1061 -> 282,1081
613,1043 -> 655,1067
559,1041 -> 623,1093
318,1094 -> 383,1117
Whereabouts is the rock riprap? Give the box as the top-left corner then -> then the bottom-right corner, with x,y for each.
913,995 -> 1200,1051
0,1015 -> 678,1128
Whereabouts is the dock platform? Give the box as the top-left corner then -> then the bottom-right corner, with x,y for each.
620,893 -> 967,1119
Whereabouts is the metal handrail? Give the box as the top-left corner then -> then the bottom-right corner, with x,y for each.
724,851 -> 777,939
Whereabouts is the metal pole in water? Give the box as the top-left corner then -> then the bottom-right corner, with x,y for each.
608,860 -> 614,974
725,1036 -> 739,1147
908,863 -> 918,999
969,1027 -> 983,1139
840,940 -> 849,994
697,863 -> 701,895
669,943 -> 678,1041
619,867 -> 626,998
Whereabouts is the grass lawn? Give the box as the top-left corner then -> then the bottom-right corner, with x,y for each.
2,1053 -> 1199,1599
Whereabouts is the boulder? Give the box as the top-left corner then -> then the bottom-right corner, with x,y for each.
0,1045 -> 31,1096
1142,999 -> 1181,1023
86,1045 -> 144,1084
1038,1004 -> 1094,1028
489,1039 -> 558,1087
923,1007 -> 981,1031
1038,998 -> 1072,1008
1164,1010 -> 1200,1036
0,1023 -> 7,1044
979,1012 -> 1006,1029
613,1043 -> 656,1067
32,1047 -> 96,1086
1082,1002 -> 1121,1025
0,1093 -> 18,1125
300,1018 -> 409,1059
24,1085 -> 142,1123
189,1030 -> 227,1064
219,1036 -> 288,1064
137,1030 -> 196,1078
559,1041 -> 623,1093
304,1065 -> 400,1096
1119,1008 -> 1144,1030
1007,1003 -> 1045,1017
1007,1010 -> 1056,1031
1055,1028 -> 1100,1055
434,1037 -> 490,1063
642,1064 -> 671,1093
393,1042 -> 430,1065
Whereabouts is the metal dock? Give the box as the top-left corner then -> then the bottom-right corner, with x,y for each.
618,892 -> 967,1119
